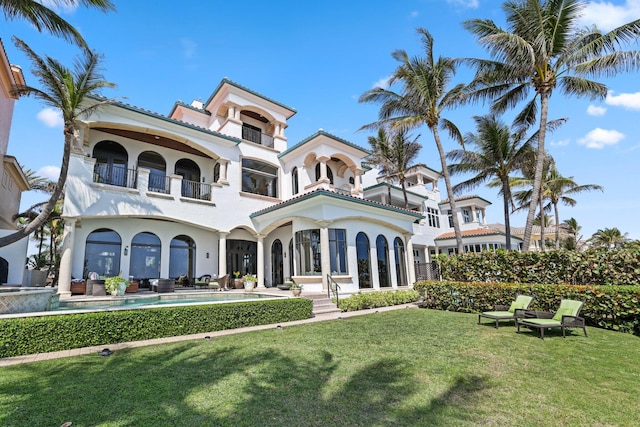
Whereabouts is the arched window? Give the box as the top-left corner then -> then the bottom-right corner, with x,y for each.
213,163 -> 221,183
315,163 -> 334,184
84,228 -> 121,277
93,141 -> 129,187
242,158 -> 278,197
292,167 -> 299,195
272,239 -> 283,286
288,238 -> 294,278
394,237 -> 408,286
170,235 -> 196,280
138,151 -> 167,193
376,235 -> 390,287
295,229 -> 321,275
129,232 -> 161,280
356,232 -> 371,289
175,158 -> 202,198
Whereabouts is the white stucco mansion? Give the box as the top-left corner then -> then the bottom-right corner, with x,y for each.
52,78 -> 521,295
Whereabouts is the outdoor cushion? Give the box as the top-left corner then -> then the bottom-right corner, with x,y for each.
481,310 -> 514,319
552,307 -> 573,321
508,302 -> 524,313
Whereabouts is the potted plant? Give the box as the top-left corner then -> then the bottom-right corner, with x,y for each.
233,271 -> 243,289
243,274 -> 257,291
291,282 -> 303,297
105,275 -> 129,296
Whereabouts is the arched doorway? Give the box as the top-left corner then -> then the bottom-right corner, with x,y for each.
175,158 -> 201,198
376,235 -> 390,288
356,232 -> 371,288
93,141 -> 129,187
271,239 -> 283,287
0,257 -> 8,284
227,239 -> 256,277
394,237 -> 408,286
129,232 -> 161,280
138,151 -> 167,193
85,228 -> 121,277
170,235 -> 196,280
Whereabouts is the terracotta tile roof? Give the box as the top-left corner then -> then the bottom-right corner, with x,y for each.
435,226 -> 511,240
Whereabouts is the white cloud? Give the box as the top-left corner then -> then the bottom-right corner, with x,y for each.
39,0 -> 78,14
37,166 -> 61,181
550,138 -> 571,147
446,0 -> 479,8
587,105 -> 606,116
373,75 -> 391,89
606,90 -> 640,110
180,38 -> 197,59
577,128 -> 625,149
409,10 -> 419,18
579,0 -> 640,32
37,108 -> 63,128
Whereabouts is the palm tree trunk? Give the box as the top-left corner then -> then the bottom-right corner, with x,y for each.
522,92 -> 550,251
432,127 -> 464,254
539,190 -> 546,252
554,201 -> 561,250
0,129 -> 72,247
501,177 -> 512,250
400,176 -> 409,209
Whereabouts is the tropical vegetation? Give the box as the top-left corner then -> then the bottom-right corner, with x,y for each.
359,28 -> 466,253
462,0 -> 640,251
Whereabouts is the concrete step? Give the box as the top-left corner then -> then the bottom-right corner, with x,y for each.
303,293 -> 342,316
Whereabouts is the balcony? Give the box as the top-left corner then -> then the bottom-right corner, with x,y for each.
242,125 -> 274,148
93,163 -> 136,188
181,179 -> 211,201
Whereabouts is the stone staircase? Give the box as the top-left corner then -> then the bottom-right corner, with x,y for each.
304,292 -> 342,317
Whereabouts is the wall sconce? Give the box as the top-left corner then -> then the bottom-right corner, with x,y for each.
206,252 -> 210,259
124,246 -> 129,256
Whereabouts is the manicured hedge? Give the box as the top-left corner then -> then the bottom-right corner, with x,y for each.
414,280 -> 640,334
436,248 -> 640,286
338,290 -> 420,312
0,298 -> 313,358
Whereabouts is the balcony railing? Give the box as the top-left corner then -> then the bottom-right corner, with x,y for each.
181,179 -> 211,201
148,174 -> 170,194
93,163 -> 136,188
242,125 -> 274,148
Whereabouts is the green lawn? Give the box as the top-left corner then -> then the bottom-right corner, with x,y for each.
1,308 -> 638,426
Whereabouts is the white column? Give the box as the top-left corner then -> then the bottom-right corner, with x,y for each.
256,234 -> 265,289
370,245 -> 379,290
317,156 -> 330,183
137,167 -> 150,192
405,235 -> 416,286
352,168 -> 363,196
57,218 -> 77,297
388,244 -> 398,288
218,232 -> 228,276
471,206 -> 478,223
219,160 -> 228,185
318,222 -> 331,291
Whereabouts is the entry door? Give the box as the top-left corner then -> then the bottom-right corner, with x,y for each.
271,240 -> 283,286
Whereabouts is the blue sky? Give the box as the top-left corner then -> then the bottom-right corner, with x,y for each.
3,0 -> 640,246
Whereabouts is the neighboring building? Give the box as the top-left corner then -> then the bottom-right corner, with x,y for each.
56,78 -> 518,295
0,39 -> 30,285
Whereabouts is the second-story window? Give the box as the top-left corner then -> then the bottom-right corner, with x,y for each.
427,207 -> 440,228
292,167 -> 299,195
463,209 -> 472,223
242,158 -> 278,197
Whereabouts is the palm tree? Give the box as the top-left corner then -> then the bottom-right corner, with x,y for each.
359,28 -> 466,253
544,168 -> 603,249
447,115 -> 533,250
367,128 -> 422,208
0,37 -> 115,248
589,227 -> 629,249
1,0 -> 115,48
463,0 -> 640,251
561,217 -> 583,250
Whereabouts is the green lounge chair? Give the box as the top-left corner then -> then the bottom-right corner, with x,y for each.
478,294 -> 534,328
516,299 -> 587,339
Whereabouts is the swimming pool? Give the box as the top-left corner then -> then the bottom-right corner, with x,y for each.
54,291 -> 286,313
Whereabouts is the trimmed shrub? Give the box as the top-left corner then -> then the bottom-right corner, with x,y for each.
414,280 -> 640,333
436,248 -> 640,286
0,298 -> 312,358
338,290 -> 420,312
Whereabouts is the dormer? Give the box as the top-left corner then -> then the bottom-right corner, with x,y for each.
439,195 -> 491,229
203,78 -> 296,151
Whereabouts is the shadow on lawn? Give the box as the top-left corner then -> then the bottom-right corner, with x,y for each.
0,340 -> 489,426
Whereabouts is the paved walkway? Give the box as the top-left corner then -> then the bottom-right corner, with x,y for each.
0,295 -> 419,367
